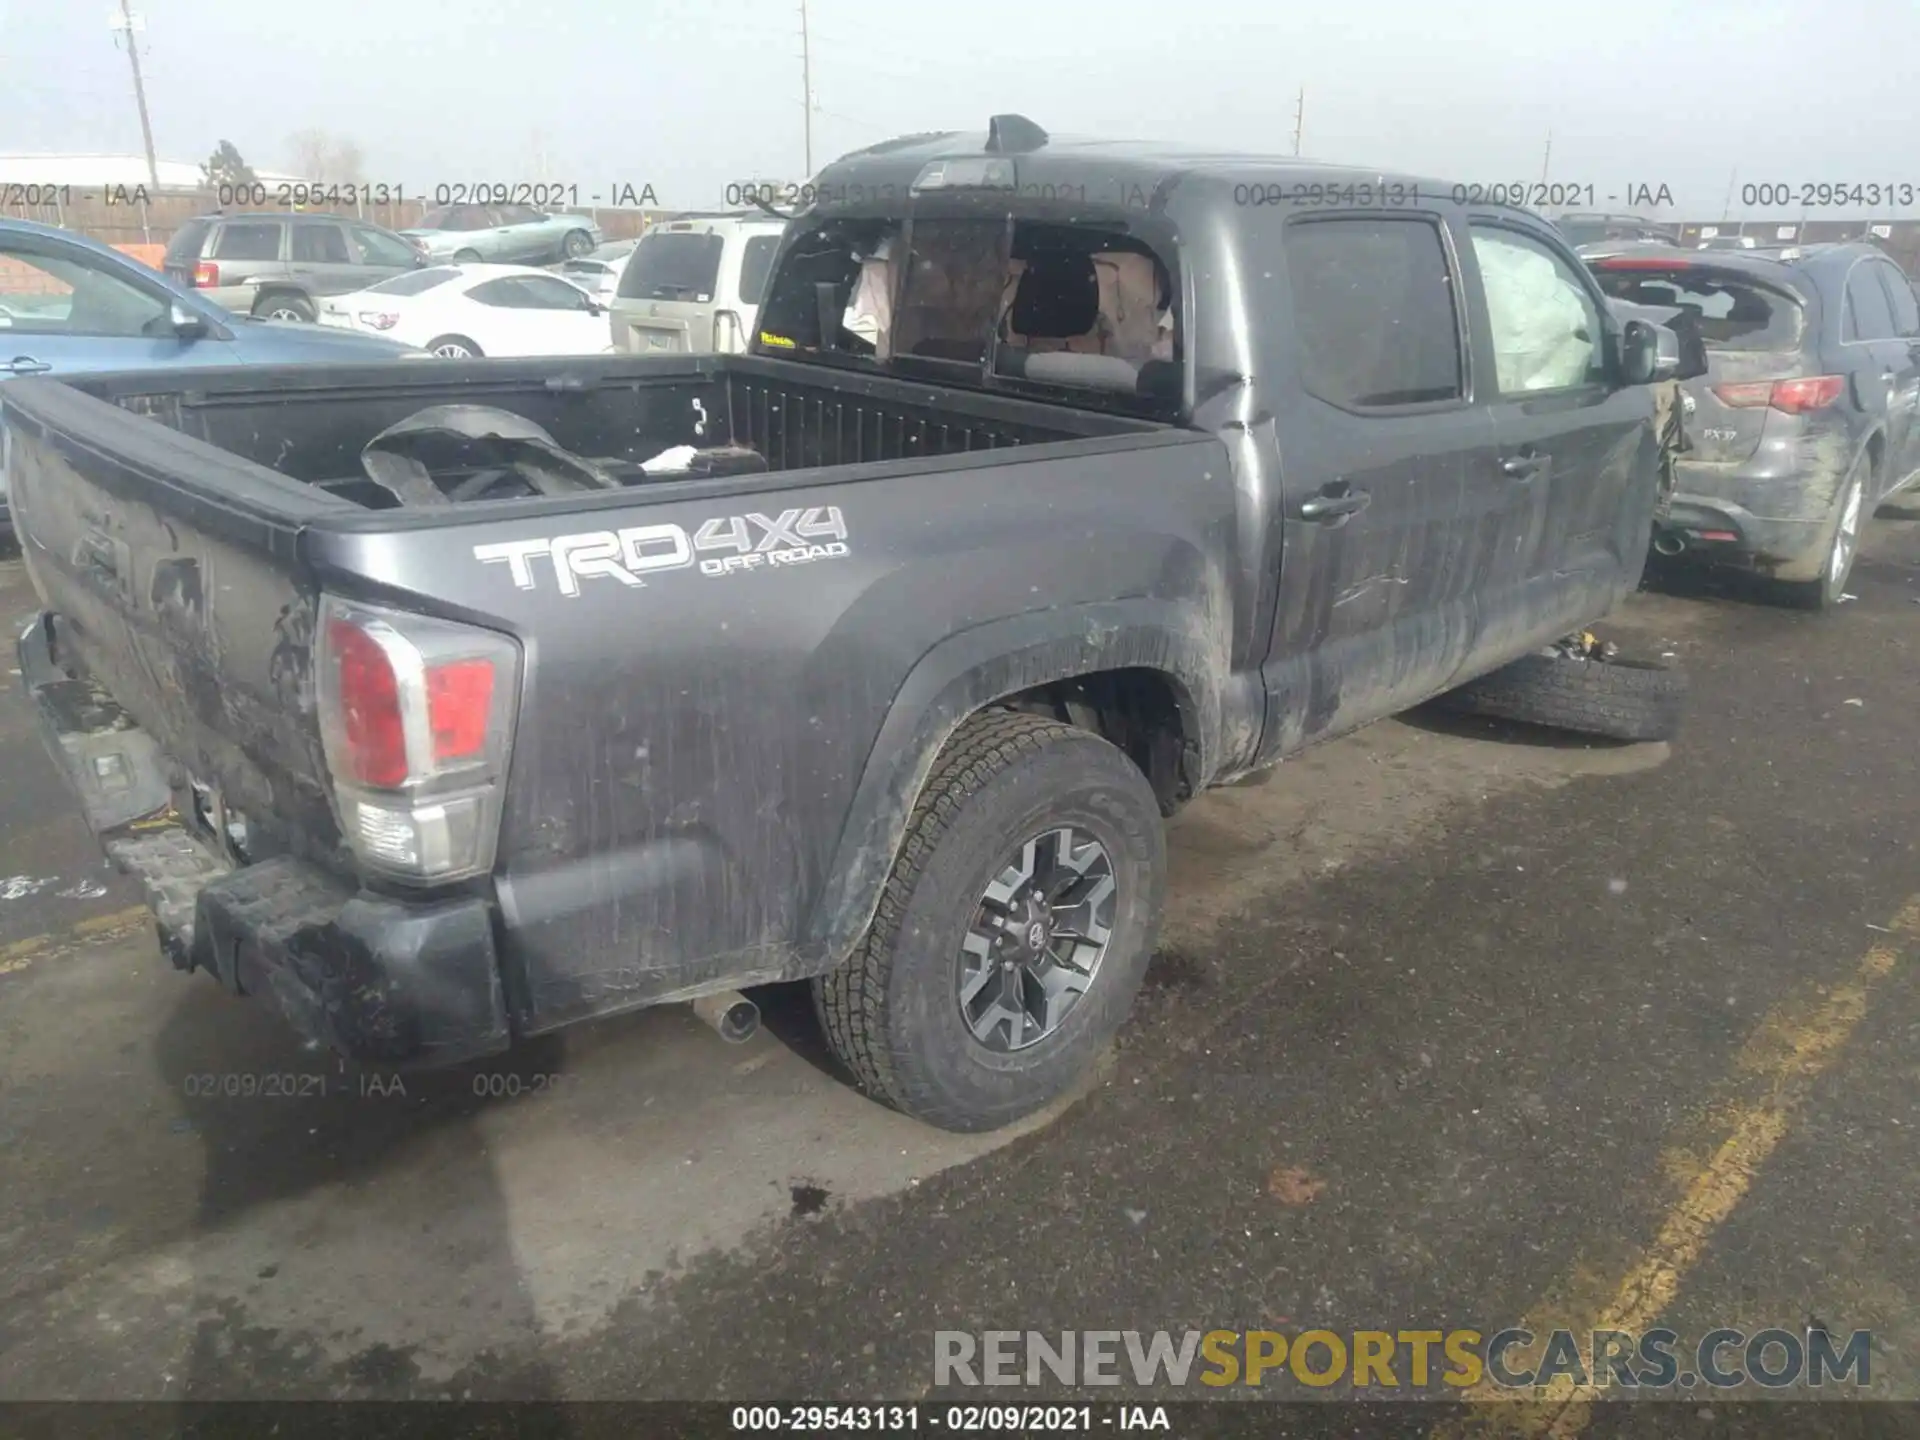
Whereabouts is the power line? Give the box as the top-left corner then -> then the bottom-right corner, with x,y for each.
110,0 -> 159,190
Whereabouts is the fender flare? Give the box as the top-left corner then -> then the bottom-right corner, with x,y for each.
801,597 -> 1223,965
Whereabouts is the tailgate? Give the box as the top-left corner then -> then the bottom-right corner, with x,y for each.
3,375 -> 350,853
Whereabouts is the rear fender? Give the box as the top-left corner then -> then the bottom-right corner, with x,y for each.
803,598 -> 1221,964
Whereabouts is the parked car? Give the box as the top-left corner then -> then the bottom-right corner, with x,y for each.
401,204 -> 602,265
160,211 -> 426,322
551,239 -> 638,303
1697,235 -> 1759,251
317,263 -> 614,358
6,117 -> 1678,1132
1555,212 -> 1679,247
0,217 -> 419,537
1590,243 -> 1920,606
609,213 -> 785,355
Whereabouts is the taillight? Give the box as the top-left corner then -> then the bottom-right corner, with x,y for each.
315,596 -> 519,883
1711,375 -> 1843,414
356,310 -> 400,330
193,260 -> 219,288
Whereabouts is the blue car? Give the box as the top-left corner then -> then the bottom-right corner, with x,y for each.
2,217 -> 422,536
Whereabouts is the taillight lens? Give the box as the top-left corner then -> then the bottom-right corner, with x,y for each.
193,260 -> 219,288
1712,375 -> 1843,414
357,310 -> 400,330
315,596 -> 520,883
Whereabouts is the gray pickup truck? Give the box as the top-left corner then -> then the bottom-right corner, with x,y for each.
6,118 -> 1677,1133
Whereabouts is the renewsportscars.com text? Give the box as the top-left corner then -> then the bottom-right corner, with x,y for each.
934,1327 -> 1871,1391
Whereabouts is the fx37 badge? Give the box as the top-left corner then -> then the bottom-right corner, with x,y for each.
473,507 -> 850,597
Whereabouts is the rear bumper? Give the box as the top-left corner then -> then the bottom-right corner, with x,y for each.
1658,493 -> 1826,572
17,612 -> 511,1067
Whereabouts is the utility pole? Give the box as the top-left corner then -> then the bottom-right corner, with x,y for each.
1720,168 -> 1737,222
1539,130 -> 1552,184
798,0 -> 813,178
1291,87 -> 1304,157
111,0 -> 160,192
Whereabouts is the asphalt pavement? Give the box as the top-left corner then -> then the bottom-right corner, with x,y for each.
2,510 -> 1917,1432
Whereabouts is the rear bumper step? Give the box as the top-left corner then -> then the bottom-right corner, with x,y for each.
17,612 -> 511,1068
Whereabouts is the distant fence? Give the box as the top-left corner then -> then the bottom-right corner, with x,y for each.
1,187 -> 667,248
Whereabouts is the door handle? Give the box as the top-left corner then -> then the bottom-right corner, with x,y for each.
1299,486 -> 1371,521
1500,453 -> 1547,478
4,356 -> 52,375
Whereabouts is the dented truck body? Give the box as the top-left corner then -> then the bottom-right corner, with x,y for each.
8,130 -> 1667,1072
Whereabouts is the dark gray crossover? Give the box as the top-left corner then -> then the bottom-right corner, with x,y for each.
6,118 -> 1676,1132
1590,243 -> 1920,607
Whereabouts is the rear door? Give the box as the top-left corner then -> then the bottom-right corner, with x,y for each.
1468,218 -> 1657,638
287,220 -> 364,298
1259,209 -> 1508,755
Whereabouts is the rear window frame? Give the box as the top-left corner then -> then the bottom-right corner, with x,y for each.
618,229 -> 726,302
1591,263 -> 1807,353
209,220 -> 286,264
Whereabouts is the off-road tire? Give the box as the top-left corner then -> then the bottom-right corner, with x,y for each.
813,709 -> 1166,1133
1436,652 -> 1687,743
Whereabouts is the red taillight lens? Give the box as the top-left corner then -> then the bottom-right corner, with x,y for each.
428,659 -> 496,763
1769,375 -> 1845,414
193,260 -> 219,288
327,618 -> 408,787
1712,376 -> 1843,414
1711,381 -> 1775,408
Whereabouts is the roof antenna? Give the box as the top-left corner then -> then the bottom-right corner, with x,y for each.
985,114 -> 1048,154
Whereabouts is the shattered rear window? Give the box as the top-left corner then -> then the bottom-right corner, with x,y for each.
1592,268 -> 1804,351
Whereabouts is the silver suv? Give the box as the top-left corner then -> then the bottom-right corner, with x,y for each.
161,212 -> 426,322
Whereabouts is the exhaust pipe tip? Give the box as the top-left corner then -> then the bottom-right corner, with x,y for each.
1653,531 -> 1686,557
692,990 -> 761,1044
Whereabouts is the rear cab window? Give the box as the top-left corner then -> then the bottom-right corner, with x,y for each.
1591,263 -> 1806,351
752,209 -> 1184,419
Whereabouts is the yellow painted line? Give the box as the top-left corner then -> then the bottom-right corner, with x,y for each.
0,905 -> 152,975
1437,894 -> 1920,1440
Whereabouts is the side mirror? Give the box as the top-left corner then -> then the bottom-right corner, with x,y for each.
585,298 -> 606,316
169,303 -> 209,340
1619,318 -> 1665,385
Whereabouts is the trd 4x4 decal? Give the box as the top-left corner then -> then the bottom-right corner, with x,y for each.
473,506 -> 850,597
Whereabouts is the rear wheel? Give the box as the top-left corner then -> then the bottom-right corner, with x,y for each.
813,710 -> 1166,1133
561,229 -> 594,259
1778,456 -> 1868,610
424,334 -> 482,359
253,292 -> 315,323
452,248 -> 482,264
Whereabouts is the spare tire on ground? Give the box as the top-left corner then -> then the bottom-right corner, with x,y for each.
1432,648 -> 1686,743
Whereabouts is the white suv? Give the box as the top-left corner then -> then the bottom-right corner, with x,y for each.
608,214 -> 786,355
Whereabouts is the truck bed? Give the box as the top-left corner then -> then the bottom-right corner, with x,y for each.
42,353 -> 1156,512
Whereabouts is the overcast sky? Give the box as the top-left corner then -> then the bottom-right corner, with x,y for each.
2,0 -> 1916,217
